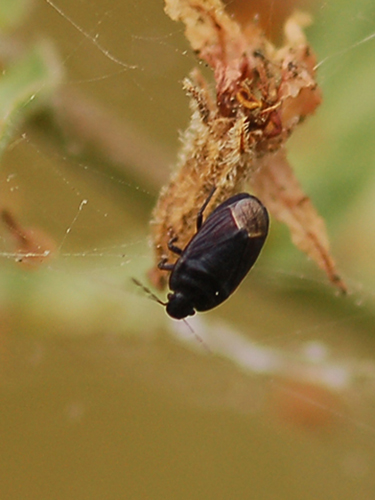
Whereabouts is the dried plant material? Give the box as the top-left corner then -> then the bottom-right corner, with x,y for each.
1,209 -> 56,269
251,149 -> 347,291
226,0 -> 316,42
150,0 -> 345,292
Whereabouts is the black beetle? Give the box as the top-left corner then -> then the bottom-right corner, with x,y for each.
158,189 -> 269,319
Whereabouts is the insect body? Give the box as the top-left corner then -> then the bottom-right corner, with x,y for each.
159,191 -> 269,319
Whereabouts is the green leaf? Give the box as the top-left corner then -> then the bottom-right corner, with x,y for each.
0,41 -> 63,156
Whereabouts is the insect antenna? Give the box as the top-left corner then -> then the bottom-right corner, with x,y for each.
132,278 -> 211,353
181,318 -> 212,354
131,278 -> 167,307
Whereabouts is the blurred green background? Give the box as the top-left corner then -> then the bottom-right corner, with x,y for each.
0,0 -> 375,499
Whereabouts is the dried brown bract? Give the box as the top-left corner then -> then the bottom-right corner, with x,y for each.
1,209 -> 56,269
149,0 -> 346,292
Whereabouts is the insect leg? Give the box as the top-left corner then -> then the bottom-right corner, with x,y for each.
158,258 -> 175,271
196,186 -> 216,230
167,236 -> 183,255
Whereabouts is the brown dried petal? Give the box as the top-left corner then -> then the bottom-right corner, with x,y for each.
1,209 -> 56,269
165,0 -> 244,65
250,148 -> 347,292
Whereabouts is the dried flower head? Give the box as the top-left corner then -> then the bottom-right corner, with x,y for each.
149,0 -> 346,293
